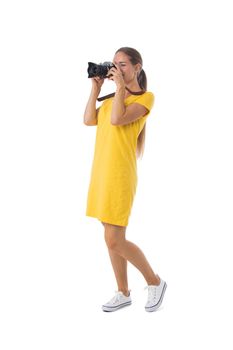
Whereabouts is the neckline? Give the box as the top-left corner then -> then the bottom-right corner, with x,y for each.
124,91 -> 146,100
125,86 -> 145,96
97,88 -> 146,102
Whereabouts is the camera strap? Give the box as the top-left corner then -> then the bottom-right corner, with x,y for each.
97,92 -> 115,102
97,87 -> 145,102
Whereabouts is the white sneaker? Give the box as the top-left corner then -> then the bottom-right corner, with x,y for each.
102,291 -> 132,312
145,279 -> 167,312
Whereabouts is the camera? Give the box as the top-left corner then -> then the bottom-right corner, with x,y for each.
87,61 -> 116,79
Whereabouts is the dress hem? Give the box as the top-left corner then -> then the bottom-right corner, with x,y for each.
86,213 -> 128,227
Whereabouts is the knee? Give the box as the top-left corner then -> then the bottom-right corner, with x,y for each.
104,229 -> 125,251
104,233 -> 119,250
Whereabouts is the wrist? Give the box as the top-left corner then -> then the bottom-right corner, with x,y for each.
91,86 -> 100,96
115,85 -> 125,95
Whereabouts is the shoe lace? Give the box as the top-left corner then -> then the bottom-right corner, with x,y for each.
110,291 -> 124,304
110,290 -> 131,304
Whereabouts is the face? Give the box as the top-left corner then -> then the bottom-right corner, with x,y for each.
113,51 -> 141,85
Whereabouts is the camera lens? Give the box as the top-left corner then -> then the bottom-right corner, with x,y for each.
87,62 -> 116,79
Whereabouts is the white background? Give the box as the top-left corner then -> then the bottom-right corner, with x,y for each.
0,0 -> 233,349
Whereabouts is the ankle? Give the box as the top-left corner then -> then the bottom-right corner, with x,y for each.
119,289 -> 130,297
147,274 -> 161,286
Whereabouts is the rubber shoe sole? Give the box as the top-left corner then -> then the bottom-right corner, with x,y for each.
102,300 -> 132,312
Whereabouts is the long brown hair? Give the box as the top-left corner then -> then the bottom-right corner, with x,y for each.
115,47 -> 147,160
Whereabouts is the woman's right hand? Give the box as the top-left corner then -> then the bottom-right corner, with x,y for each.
91,77 -> 104,94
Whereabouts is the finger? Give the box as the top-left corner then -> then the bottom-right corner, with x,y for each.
106,72 -> 115,78
108,67 -> 117,74
113,66 -> 123,78
107,75 -> 114,80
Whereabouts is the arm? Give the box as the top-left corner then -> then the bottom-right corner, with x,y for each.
107,66 -> 148,126
111,87 -> 149,126
83,78 -> 104,126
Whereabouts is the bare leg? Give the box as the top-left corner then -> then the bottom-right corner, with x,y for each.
118,240 -> 160,285
101,222 -> 129,296
108,249 -> 129,296
103,223 -> 160,286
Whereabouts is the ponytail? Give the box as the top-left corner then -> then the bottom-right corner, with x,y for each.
137,69 -> 147,91
136,68 -> 148,160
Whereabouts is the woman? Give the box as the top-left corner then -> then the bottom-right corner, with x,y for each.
84,47 -> 167,312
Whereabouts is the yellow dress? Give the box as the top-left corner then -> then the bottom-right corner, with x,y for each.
86,91 -> 155,227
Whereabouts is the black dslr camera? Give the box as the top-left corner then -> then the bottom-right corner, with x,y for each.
87,62 -> 116,79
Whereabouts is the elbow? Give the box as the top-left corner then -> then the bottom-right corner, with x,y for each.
83,117 -> 97,126
111,119 -> 118,126
111,115 -> 122,126
111,110 -> 126,126
84,121 -> 96,126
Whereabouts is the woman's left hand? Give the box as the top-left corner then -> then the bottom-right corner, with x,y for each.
107,65 -> 125,89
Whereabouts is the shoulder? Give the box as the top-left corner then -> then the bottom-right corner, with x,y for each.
142,91 -> 155,101
133,91 -> 155,111
144,91 -> 154,97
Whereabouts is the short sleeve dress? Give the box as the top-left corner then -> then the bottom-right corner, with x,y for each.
85,91 -> 155,227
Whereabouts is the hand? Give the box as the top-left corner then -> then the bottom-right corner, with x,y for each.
91,76 -> 104,92
107,65 -> 125,89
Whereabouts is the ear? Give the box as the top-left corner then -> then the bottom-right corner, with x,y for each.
135,63 -> 142,73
